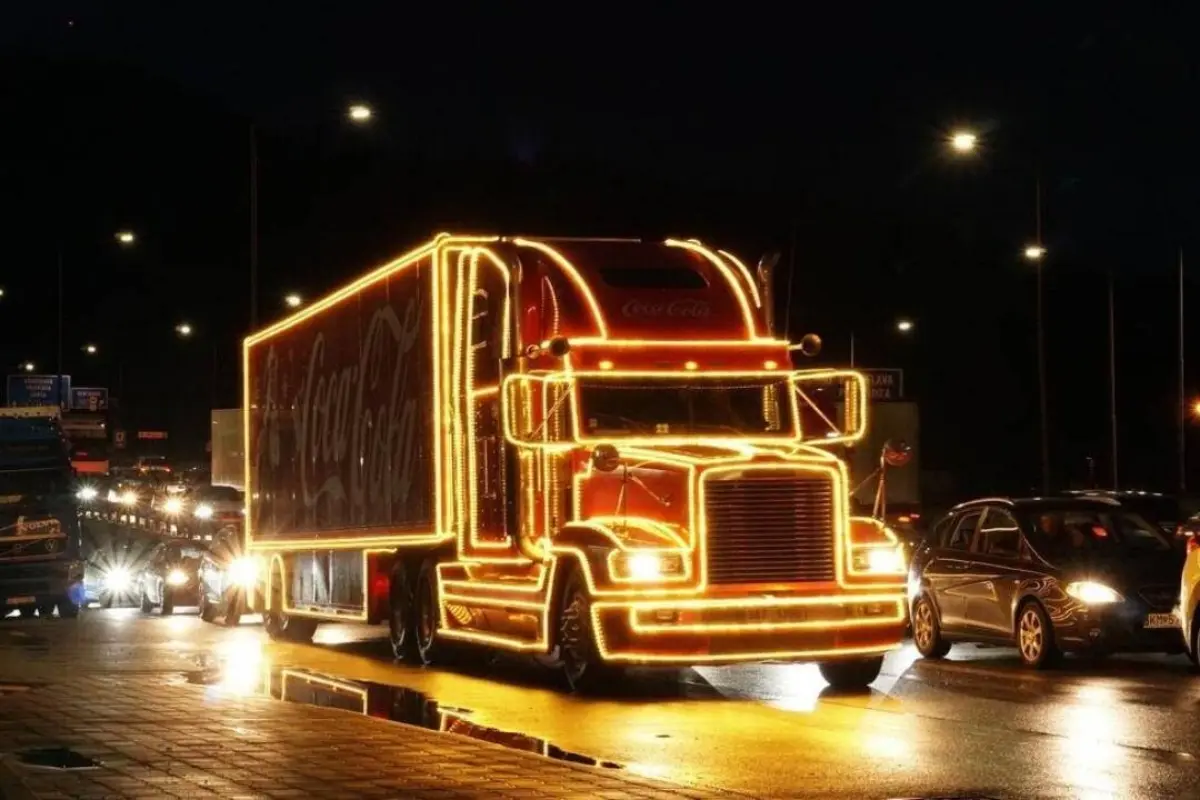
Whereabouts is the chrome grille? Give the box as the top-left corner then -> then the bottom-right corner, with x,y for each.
703,472 -> 836,584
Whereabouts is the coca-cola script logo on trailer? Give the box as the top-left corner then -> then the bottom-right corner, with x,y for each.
621,299 -> 711,319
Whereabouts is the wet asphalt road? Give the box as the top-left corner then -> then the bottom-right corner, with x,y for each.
7,608 -> 1200,799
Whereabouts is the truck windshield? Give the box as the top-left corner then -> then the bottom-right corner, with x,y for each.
578,377 -> 793,438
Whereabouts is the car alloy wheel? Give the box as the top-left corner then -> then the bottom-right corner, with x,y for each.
1018,606 -> 1045,663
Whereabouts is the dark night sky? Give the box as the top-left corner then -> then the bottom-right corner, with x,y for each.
1,3 -> 1197,498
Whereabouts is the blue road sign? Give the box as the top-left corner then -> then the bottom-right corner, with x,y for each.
6,374 -> 71,408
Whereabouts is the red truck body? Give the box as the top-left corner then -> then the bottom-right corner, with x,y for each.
244,234 -> 906,684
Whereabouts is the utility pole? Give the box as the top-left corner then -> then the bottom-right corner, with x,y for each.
1034,173 -> 1050,494
1107,271 -> 1118,489
250,124 -> 259,331
1180,248 -> 1187,492
56,246 -> 64,410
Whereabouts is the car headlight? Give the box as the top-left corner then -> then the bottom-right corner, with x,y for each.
194,504 -> 214,520
103,567 -> 130,592
119,490 -> 138,506
1065,581 -> 1123,605
610,551 -> 686,582
164,497 -> 184,515
167,569 -> 189,586
227,557 -> 258,589
852,546 -> 906,575
76,486 -> 98,502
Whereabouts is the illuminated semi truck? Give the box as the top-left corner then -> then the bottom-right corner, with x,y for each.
244,234 -> 907,688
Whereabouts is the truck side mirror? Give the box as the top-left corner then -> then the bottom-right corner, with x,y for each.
591,444 -> 621,473
797,333 -> 822,357
548,337 -> 571,358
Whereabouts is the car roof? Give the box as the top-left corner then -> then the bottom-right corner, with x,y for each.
950,495 -> 1124,513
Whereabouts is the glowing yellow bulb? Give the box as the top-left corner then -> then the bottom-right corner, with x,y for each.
949,131 -> 977,153
764,360 -> 778,369
684,361 -> 698,370
598,360 -> 614,370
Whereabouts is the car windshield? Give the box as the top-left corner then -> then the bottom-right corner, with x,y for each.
1023,507 -> 1171,558
577,377 -> 794,438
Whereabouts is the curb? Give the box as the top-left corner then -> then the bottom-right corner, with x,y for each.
0,756 -> 36,800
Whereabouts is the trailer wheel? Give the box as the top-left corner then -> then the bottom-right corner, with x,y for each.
388,562 -> 418,661
414,559 -> 447,665
262,564 -> 317,643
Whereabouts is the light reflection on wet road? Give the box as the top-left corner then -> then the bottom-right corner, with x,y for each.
21,609 -> 1200,799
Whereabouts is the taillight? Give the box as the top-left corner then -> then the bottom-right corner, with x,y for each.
1187,537 -> 1199,555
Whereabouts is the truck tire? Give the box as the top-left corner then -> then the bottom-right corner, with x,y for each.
388,563 -> 418,661
817,656 -> 884,691
553,564 -> 617,692
414,559 -> 447,665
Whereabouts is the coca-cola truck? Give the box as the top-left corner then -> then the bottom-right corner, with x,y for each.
244,234 -> 907,688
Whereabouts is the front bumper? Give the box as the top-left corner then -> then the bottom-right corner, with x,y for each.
591,591 -> 907,665
0,560 -> 85,607
1055,602 -> 1184,653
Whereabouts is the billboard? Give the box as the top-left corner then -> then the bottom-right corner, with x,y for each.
838,368 -> 904,401
69,387 -> 109,411
6,374 -> 71,408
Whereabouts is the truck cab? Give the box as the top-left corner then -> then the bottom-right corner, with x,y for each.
0,407 -> 86,617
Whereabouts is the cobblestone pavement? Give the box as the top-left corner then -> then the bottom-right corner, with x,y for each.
0,615 -> 728,799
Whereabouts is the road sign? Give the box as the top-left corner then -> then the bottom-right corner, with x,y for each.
6,374 -> 71,408
839,368 -> 904,401
68,387 -> 108,411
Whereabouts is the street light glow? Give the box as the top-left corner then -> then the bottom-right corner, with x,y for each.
115,230 -> 136,245
176,323 -> 193,337
84,344 -> 98,355
1192,399 -> 1200,418
949,130 -> 978,153
348,104 -> 372,122
896,319 -> 914,333
22,362 -> 34,372
285,293 -> 303,308
1024,245 -> 1046,261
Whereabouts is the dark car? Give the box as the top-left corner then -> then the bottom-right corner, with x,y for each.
909,496 -> 1185,668
1065,490 -> 1195,543
137,542 -> 206,615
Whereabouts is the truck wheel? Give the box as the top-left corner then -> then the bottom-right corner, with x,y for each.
262,567 -> 317,643
817,656 -> 884,691
414,559 -> 447,665
554,565 -> 614,692
388,563 -> 418,661
161,590 -> 175,616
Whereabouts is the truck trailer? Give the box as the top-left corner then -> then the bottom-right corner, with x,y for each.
243,234 -> 907,688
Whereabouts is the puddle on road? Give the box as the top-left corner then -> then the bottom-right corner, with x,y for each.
183,665 -> 622,769
16,747 -> 101,770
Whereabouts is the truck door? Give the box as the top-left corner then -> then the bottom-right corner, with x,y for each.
458,254 -> 512,554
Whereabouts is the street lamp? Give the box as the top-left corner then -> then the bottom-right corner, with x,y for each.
347,104 -> 372,123
284,293 -> 303,309
1024,244 -> 1046,261
896,319 -> 915,333
948,130 -> 978,154
115,230 -> 136,245
22,362 -> 35,373
83,344 -> 98,355
175,323 -> 193,337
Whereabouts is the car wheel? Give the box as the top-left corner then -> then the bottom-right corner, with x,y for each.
1016,600 -> 1060,669
160,589 -> 175,616
818,656 -> 885,692
140,590 -> 154,613
222,592 -> 242,628
912,595 -> 951,658
199,593 -> 218,623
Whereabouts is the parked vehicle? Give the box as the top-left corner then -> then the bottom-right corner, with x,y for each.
1181,533 -> 1200,668
0,407 -> 86,618
137,542 -> 206,615
242,234 -> 906,690
1066,490 -> 1195,545
910,496 -> 1185,668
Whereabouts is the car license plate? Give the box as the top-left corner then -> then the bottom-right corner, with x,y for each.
1144,612 -> 1179,629
5,596 -> 35,606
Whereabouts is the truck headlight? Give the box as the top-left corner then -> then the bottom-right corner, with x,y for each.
1065,581 -> 1122,605
227,557 -> 258,589
194,504 -> 214,520
167,569 -> 189,587
103,567 -> 130,592
853,547 -> 906,574
610,551 -> 686,582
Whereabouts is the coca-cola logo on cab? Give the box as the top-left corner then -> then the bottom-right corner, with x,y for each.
621,299 -> 711,318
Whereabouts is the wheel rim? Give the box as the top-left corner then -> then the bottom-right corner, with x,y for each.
559,585 -> 589,679
1019,608 -> 1044,662
913,601 -> 934,650
391,587 -> 409,649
